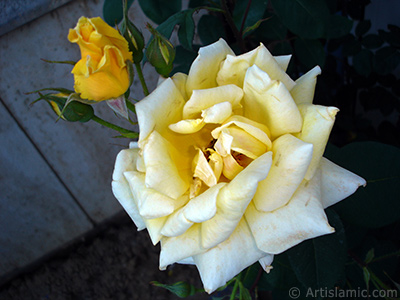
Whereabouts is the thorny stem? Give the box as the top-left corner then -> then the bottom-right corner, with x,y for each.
220,0 -> 246,53
92,115 -> 133,133
135,62 -> 149,96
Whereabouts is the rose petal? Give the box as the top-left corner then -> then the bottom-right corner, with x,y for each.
201,152 -> 273,248
253,134 -> 313,212
212,115 -> 272,149
222,154 -> 244,180
159,224 -> 205,270
142,131 -> 189,199
193,149 -> 218,187
291,66 -> 321,105
259,255 -> 274,272
184,183 -> 226,222
274,55 -> 291,71
111,147 -> 146,230
319,157 -> 366,208
124,171 -> 176,218
216,43 -> 295,90
216,47 -> 259,87
169,119 -> 205,134
136,78 -> 185,144
183,84 -> 243,119
254,45 -> 295,90
243,65 -> 302,138
161,208 -> 194,237
295,104 -> 339,180
193,218 -> 267,293
186,38 -> 235,97
245,170 -> 334,254
201,102 -> 233,124
172,72 -> 188,100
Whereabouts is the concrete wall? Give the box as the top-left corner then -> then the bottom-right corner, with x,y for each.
0,0 -> 157,284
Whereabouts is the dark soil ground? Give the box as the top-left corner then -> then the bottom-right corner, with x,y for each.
0,212 -> 210,300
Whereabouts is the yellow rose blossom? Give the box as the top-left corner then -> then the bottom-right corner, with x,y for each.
68,17 -> 133,101
112,39 -> 366,293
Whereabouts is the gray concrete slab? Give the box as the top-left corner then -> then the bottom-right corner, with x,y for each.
0,0 -> 158,224
0,0 -> 158,281
0,100 -> 93,280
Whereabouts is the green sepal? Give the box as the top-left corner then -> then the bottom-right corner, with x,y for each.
36,93 -> 94,123
27,87 -> 75,97
145,24 -> 176,77
41,58 -> 76,65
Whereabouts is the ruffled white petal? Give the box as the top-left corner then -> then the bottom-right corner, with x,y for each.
274,55 -> 291,71
183,84 -> 243,119
319,157 -> 366,208
161,208 -> 193,237
186,38 -> 235,97
136,78 -> 185,144
201,101 -> 233,124
243,65 -> 302,138
259,255 -> 274,273
246,169 -> 334,254
201,152 -> 273,249
172,72 -> 189,100
111,147 -> 146,230
253,134 -> 314,212
216,43 -> 295,90
212,115 -> 272,149
295,104 -> 339,180
184,183 -> 226,222
142,131 -> 189,199
291,66 -> 321,105
169,118 -> 205,134
193,218 -> 267,293
159,224 -> 205,270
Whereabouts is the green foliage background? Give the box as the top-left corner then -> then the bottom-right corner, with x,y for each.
102,0 -> 400,298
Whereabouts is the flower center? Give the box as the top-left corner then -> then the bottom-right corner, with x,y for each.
170,113 -> 272,198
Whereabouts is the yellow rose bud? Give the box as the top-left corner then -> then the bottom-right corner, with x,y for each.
68,17 -> 133,101
112,39 -> 366,293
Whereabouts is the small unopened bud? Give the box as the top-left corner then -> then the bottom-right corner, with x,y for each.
145,24 -> 175,77
123,20 -> 145,63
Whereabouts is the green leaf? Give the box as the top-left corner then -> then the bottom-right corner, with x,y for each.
325,14 -> 353,39
271,0 -> 330,39
139,0 -> 181,24
356,20 -> 371,37
353,49 -> 373,77
373,46 -> 400,75
379,28 -> 400,48
286,209 -> 347,290
253,14 -> 287,41
103,0 -> 134,26
232,0 -> 268,33
327,142 -> 400,228
171,45 -> 198,75
365,248 -> 375,264
341,35 -> 362,56
258,253 -> 300,290
361,34 -> 384,49
151,281 -> 202,298
177,10 -> 195,50
294,38 -> 326,69
198,15 -> 226,45
363,267 -> 371,289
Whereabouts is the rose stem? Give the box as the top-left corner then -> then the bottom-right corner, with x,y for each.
135,62 -> 149,96
220,0 -> 246,53
239,0 -> 252,36
92,115 -> 134,134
